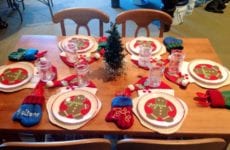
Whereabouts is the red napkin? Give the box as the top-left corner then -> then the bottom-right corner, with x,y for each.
46,74 -> 96,88
164,68 -> 190,88
131,58 -> 169,70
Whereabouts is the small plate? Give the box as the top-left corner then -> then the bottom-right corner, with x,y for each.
129,37 -> 162,55
137,92 -> 185,128
51,89 -> 98,124
188,59 -> 229,85
0,62 -> 33,89
61,35 -> 95,53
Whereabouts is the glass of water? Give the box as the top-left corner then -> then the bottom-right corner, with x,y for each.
35,57 -> 55,82
138,45 -> 152,68
74,59 -> 89,87
168,50 -> 185,75
146,61 -> 165,88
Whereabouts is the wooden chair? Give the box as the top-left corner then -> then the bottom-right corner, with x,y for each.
115,9 -> 173,37
0,138 -> 112,150
52,8 -> 110,36
116,138 -> 227,150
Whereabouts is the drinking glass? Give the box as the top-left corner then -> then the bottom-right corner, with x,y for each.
74,59 -> 89,87
168,50 -> 185,75
36,57 -> 55,82
138,45 -> 152,68
64,47 -> 78,63
146,62 -> 165,88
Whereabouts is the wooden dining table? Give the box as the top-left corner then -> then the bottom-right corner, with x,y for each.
0,35 -> 230,141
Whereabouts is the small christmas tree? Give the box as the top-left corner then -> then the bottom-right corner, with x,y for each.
104,22 -> 124,79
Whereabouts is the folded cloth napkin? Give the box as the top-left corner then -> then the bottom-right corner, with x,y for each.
59,52 -> 100,67
164,68 -> 190,88
117,76 -> 173,97
131,56 -> 169,70
46,74 -> 96,88
163,36 -> 183,53
105,96 -> 134,129
12,81 -> 45,127
196,89 -> 230,108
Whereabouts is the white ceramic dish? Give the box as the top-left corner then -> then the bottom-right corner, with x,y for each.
188,59 -> 229,85
0,62 -> 34,90
137,92 -> 185,128
128,37 -> 162,55
60,35 -> 95,53
51,89 -> 98,124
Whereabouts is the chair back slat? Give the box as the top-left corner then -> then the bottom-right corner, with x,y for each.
115,9 -> 172,37
0,138 -> 112,150
53,8 -> 109,36
117,138 -> 227,150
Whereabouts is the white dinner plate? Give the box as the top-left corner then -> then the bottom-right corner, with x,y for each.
129,37 -> 162,55
137,92 -> 185,128
188,59 -> 229,85
51,89 -> 98,124
60,35 -> 95,53
0,62 -> 34,89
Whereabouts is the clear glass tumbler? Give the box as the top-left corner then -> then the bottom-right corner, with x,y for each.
168,50 -> 185,75
138,45 -> 152,68
36,57 -> 55,82
74,59 -> 89,87
64,48 -> 78,63
146,62 -> 165,88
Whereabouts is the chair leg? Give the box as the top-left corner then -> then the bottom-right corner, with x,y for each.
12,0 -> 23,22
47,0 -> 53,17
37,0 -> 53,18
15,0 -> 25,10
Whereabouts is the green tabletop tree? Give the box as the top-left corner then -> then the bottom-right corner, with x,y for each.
104,22 -> 124,79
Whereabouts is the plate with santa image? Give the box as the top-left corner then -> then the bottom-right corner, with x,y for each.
188,59 -> 229,85
0,62 -> 34,89
51,89 -> 99,124
128,37 -> 162,55
137,92 -> 185,128
60,35 -> 96,53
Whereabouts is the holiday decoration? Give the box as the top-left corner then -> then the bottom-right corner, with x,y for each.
164,68 -> 190,88
163,36 -> 183,53
59,37 -> 107,68
46,74 -> 96,88
104,23 -> 124,79
105,96 -> 134,129
8,48 -> 47,61
0,68 -> 28,85
144,97 -> 176,122
12,81 -> 45,127
196,89 -> 230,108
59,95 -> 91,119
193,64 -> 223,81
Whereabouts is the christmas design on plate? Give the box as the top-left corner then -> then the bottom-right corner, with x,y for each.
52,89 -> 98,124
137,92 -> 185,128
58,95 -> 91,119
61,35 -> 95,53
0,62 -> 33,89
188,59 -> 229,85
0,68 -> 28,85
129,37 -> 162,55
